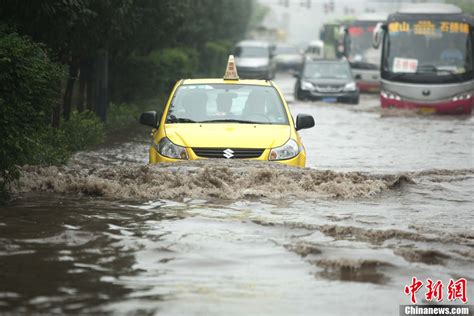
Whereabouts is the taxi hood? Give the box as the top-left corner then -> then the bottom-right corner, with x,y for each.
165,124 -> 290,149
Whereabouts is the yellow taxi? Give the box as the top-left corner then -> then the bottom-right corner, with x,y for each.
140,56 -> 315,167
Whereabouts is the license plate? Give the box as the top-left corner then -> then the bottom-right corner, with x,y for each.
322,97 -> 337,103
419,106 -> 435,114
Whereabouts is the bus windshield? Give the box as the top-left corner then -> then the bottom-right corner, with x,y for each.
347,24 -> 381,69
384,19 -> 472,82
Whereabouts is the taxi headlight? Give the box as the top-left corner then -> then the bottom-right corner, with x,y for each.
301,81 -> 314,91
343,82 -> 357,91
157,137 -> 188,159
269,139 -> 300,161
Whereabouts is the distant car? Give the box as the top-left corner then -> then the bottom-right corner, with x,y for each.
234,40 -> 276,80
305,40 -> 325,59
294,58 -> 359,104
273,44 -> 303,70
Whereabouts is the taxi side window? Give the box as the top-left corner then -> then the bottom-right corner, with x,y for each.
168,89 -> 209,122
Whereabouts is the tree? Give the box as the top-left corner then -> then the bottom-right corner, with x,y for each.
0,0 -> 257,123
0,29 -> 63,198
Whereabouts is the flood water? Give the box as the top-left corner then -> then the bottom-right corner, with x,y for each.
1,73 -> 473,315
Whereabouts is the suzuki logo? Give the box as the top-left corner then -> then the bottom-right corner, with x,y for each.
223,148 -> 234,159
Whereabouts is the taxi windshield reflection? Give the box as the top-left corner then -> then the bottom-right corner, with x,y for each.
166,84 -> 289,125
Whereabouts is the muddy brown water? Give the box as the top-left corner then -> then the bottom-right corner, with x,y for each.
1,73 -> 473,315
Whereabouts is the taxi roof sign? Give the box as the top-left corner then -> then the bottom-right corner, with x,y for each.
223,55 -> 239,80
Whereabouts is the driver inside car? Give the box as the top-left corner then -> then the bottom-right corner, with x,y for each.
242,90 -> 267,118
215,93 -> 235,117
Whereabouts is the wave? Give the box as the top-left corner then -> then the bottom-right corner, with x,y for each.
15,160 -> 415,200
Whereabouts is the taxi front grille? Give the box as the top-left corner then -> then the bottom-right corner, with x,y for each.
192,148 -> 265,159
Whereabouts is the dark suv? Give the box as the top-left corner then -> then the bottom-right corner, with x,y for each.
294,58 -> 359,104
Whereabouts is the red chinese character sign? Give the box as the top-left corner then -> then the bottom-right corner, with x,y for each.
405,277 -> 424,304
447,278 -> 468,304
425,279 -> 443,302
404,277 -> 469,305
393,57 -> 418,73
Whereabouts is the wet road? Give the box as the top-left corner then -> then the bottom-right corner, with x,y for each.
1,72 -> 473,315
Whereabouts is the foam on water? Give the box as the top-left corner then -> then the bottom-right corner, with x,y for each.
16,160 -> 417,200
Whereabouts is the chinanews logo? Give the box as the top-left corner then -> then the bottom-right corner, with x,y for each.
400,277 -> 473,316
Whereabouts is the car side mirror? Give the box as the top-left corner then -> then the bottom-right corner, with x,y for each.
140,111 -> 158,127
296,114 -> 315,131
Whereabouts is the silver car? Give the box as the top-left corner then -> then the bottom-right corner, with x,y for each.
234,40 -> 276,80
273,44 -> 303,71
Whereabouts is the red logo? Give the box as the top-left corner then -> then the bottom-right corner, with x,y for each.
425,279 -> 443,302
404,277 -> 468,304
404,277 -> 424,304
447,278 -> 468,303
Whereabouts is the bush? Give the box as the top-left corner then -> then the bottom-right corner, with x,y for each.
200,41 -> 232,77
106,102 -> 143,131
60,111 -> 104,152
110,47 -> 198,102
148,47 -> 199,90
0,29 -> 63,199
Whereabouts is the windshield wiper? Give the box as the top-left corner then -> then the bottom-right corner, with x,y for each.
415,64 -> 437,73
201,119 -> 263,124
416,64 -> 457,74
167,115 -> 197,123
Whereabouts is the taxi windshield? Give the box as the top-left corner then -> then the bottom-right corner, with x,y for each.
166,84 -> 289,125
303,62 -> 352,79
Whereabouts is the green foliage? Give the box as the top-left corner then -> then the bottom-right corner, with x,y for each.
110,47 -> 198,102
176,0 -> 253,47
0,29 -> 63,200
0,0 -> 257,201
1,110 -> 105,201
149,47 -> 199,89
106,102 -> 145,131
59,111 -> 104,152
27,127 -> 70,166
1,0 -> 255,105
26,111 -> 104,165
200,41 -> 233,77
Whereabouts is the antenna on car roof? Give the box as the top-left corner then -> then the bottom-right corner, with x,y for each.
223,55 -> 239,80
